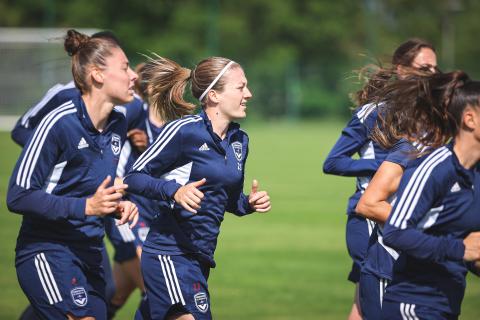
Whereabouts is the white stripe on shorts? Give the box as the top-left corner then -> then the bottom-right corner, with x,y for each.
158,255 -> 185,305
34,253 -> 63,304
400,302 -> 419,320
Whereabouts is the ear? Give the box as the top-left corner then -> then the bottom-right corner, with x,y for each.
207,90 -> 220,104
91,66 -> 105,84
462,106 -> 478,131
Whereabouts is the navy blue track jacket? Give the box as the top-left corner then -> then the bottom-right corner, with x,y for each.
124,110 -> 254,267
382,143 -> 480,315
323,103 -> 401,216
7,91 -> 127,262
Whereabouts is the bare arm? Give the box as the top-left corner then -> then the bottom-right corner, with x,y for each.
355,161 -> 404,224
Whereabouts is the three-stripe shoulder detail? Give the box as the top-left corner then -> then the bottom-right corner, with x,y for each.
133,116 -> 202,171
389,147 -> 452,229
16,101 -> 76,189
356,102 -> 378,123
20,81 -> 76,126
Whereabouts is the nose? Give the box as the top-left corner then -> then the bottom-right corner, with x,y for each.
245,87 -> 253,99
129,67 -> 138,82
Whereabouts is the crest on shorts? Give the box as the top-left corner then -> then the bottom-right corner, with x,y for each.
111,133 -> 121,156
194,292 -> 209,313
71,287 -> 88,307
231,141 -> 243,161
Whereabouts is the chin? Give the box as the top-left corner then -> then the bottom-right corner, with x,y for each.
115,94 -> 134,105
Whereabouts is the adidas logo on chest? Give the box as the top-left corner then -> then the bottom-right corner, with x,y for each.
450,182 -> 461,193
77,137 -> 89,149
199,143 -> 210,151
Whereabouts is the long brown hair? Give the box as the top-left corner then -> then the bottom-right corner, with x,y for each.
354,38 -> 436,106
143,55 -> 241,122
371,71 -> 480,149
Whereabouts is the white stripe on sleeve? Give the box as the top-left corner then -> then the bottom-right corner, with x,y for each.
389,147 -> 451,229
21,81 -> 75,127
16,102 -> 75,189
45,161 -> 67,194
133,117 -> 202,172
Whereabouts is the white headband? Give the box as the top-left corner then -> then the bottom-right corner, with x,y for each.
198,60 -> 235,102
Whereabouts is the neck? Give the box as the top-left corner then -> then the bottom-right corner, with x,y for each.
148,105 -> 164,127
453,131 -> 480,169
82,92 -> 115,131
205,107 -> 230,139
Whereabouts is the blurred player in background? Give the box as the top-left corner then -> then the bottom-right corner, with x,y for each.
364,70 -> 480,320
323,38 -> 437,320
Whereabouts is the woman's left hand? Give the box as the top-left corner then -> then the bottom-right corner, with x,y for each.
248,179 -> 271,213
116,200 -> 139,228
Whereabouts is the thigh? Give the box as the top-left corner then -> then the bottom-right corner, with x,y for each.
360,273 -> 389,320
141,252 -> 212,320
16,248 -> 106,320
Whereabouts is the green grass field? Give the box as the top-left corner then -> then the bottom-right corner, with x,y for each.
0,120 -> 478,319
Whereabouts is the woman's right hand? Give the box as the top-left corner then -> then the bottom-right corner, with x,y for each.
85,176 -> 128,217
463,231 -> 480,261
173,178 -> 206,214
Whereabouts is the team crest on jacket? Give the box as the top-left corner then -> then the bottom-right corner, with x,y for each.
111,134 -> 121,156
71,287 -> 88,307
231,141 -> 243,161
194,292 -> 209,313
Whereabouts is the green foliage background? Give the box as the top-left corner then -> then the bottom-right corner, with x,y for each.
2,0 -> 480,118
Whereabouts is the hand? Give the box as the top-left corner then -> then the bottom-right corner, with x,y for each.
115,201 -> 139,229
463,231 -> 480,261
248,179 -> 271,213
114,177 -> 127,196
127,128 -> 148,152
173,178 -> 206,214
85,176 -> 127,217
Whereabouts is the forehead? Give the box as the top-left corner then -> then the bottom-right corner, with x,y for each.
106,47 -> 128,65
223,66 -> 246,83
413,47 -> 437,66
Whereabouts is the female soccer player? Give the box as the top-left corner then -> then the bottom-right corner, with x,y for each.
124,56 -> 271,320
367,70 -> 480,319
7,29 -> 138,320
323,38 -> 437,320
353,42 -> 439,320
11,31 -> 146,320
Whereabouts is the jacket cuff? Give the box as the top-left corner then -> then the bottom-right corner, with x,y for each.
445,239 -> 465,261
162,180 -> 183,200
70,197 -> 87,221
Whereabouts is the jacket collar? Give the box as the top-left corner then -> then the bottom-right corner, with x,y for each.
199,109 -> 240,143
74,93 -> 123,134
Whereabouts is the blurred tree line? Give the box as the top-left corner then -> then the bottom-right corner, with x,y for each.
1,0 -> 480,119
